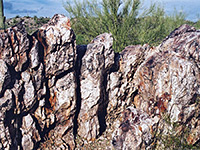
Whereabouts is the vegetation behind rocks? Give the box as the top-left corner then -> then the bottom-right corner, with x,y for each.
64,0 -> 200,52
5,15 -> 50,34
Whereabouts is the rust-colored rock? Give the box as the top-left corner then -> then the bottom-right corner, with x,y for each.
33,14 -> 76,78
0,14 -> 77,150
132,24 -> 200,149
0,21 -> 30,72
33,14 -> 77,149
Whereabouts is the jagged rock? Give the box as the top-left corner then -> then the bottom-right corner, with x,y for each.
132,24 -> 200,149
134,52 -> 200,116
109,24 -> 200,150
46,72 -> 76,149
0,14 -> 77,150
33,14 -> 76,78
0,89 -> 13,150
112,107 -> 159,150
0,21 -> 30,72
0,59 -> 11,95
158,24 -> 200,67
78,33 -> 115,141
107,44 -> 151,115
33,14 -> 77,149
21,114 -> 41,150
0,23 -> 34,149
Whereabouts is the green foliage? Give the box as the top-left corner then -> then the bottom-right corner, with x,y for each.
13,18 -> 17,24
39,17 -> 49,24
64,0 -> 190,52
136,6 -> 186,46
35,16 -> 49,25
192,20 -> 200,29
6,16 -> 50,35
15,15 -> 20,18
65,0 -> 144,52
33,15 -> 38,21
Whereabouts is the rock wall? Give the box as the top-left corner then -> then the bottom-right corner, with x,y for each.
0,14 -> 199,150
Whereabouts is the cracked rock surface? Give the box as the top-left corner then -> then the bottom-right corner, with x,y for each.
0,14 -> 76,150
112,24 -> 200,149
0,14 -> 200,150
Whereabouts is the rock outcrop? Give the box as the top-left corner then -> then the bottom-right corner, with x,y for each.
0,14 -> 76,150
111,24 -> 200,149
0,14 -> 200,150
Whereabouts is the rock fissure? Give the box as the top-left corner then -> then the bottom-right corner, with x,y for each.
73,45 -> 87,139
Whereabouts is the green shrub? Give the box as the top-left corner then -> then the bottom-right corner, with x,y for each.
65,0 -> 147,52
13,18 -> 17,24
33,15 -> 38,21
15,15 -> 20,18
136,7 -> 186,46
64,0 -> 188,52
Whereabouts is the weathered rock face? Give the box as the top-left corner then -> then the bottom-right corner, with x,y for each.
0,60 -> 11,95
154,25 -> 200,148
33,14 -> 76,150
112,107 -> 159,150
111,24 -> 200,149
34,14 -> 75,77
0,14 -> 77,150
0,89 -> 13,150
134,51 -> 200,117
78,33 -> 115,141
107,44 -> 151,115
0,15 -> 200,150
0,21 -> 30,72
21,114 -> 41,150
33,14 -> 77,150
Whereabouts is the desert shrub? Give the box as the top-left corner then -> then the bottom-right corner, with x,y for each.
136,7 -> 186,46
15,15 -> 20,18
193,20 -> 200,29
65,0 -> 149,52
64,0 -> 187,52
33,15 -> 38,21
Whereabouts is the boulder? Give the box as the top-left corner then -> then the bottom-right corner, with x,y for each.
78,33 -> 115,141
111,24 -> 200,150
33,14 -> 77,149
131,24 -> 200,149
33,14 -> 76,78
